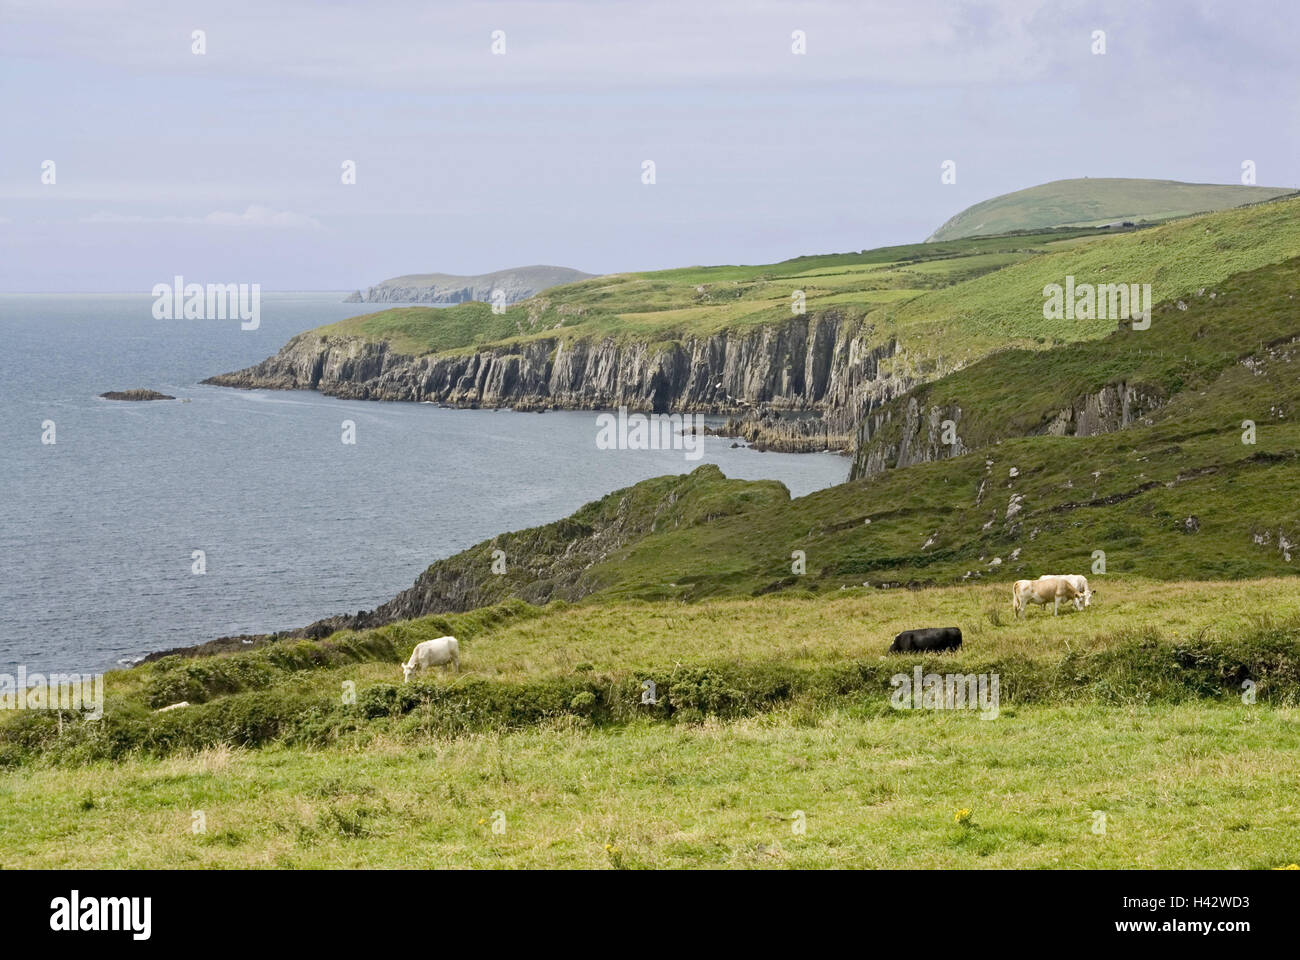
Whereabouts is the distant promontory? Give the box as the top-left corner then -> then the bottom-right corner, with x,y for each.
343,265 -> 593,305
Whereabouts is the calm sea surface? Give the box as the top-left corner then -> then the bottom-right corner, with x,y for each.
0,293 -> 847,674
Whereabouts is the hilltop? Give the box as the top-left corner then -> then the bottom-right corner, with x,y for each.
927,177 -> 1294,241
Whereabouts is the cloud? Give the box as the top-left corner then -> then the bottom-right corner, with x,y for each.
80,205 -> 322,228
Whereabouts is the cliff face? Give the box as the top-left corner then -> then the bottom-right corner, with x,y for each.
851,380 -> 1164,478
205,312 -> 915,448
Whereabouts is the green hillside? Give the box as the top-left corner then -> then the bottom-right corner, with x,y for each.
312,229 -> 1106,356
302,254 -> 1300,610
927,177 -> 1294,242
853,255 -> 1300,475
310,196 -> 1300,407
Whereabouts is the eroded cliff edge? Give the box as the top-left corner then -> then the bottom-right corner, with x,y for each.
204,311 -> 920,453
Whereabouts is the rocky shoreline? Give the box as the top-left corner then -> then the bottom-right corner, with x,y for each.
150,314 -> 925,662
202,311 -> 917,453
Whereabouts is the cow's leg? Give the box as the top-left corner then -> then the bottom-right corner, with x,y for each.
1053,596 -> 1059,616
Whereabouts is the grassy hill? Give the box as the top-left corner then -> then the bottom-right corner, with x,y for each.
301,196 -> 1300,416
852,255 -> 1300,475
311,228 -> 1108,357
927,178 -> 1295,241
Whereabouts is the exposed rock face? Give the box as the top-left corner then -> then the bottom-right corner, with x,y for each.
851,380 -> 1164,478
854,398 -> 967,476
99,389 -> 175,401
1040,381 -> 1162,437
205,312 -> 914,452
344,265 -> 593,305
708,411 -> 849,454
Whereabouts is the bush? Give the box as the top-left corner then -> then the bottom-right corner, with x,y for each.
8,622 -> 1300,765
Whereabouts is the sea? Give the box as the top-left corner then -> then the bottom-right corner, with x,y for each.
0,293 -> 848,674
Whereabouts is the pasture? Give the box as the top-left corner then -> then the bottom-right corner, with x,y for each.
3,701 -> 1298,868
3,578 -> 1300,868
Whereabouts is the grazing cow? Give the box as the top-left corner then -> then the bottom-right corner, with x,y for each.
1038,573 -> 1093,610
889,626 -> 962,653
1013,576 -> 1081,618
401,636 -> 460,681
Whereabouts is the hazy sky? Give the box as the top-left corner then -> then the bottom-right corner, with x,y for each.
2,0 -> 1297,291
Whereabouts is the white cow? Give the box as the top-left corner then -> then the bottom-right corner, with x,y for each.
401,636 -> 460,681
1013,576 -> 1081,618
1038,573 -> 1092,610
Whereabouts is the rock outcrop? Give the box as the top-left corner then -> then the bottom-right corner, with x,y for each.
99,389 -> 175,401
852,380 -> 1164,478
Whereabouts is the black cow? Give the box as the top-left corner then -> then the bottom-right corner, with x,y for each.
888,626 -> 962,653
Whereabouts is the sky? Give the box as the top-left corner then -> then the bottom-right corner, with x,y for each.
1,0 -> 1297,291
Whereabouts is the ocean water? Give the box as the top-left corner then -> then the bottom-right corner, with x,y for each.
0,293 -> 848,674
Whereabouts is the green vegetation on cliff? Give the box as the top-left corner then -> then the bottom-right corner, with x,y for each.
301,194 -> 1300,412
313,228 -> 1100,356
852,255 -> 1300,475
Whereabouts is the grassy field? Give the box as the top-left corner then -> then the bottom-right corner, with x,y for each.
5,577 -> 1299,754
5,537 -> 1299,867
4,700 -> 1298,868
880,195 -> 1300,365
927,177 -> 1295,240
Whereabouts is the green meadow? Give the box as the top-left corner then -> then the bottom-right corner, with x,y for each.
4,576 -> 1300,868
4,702 -> 1298,869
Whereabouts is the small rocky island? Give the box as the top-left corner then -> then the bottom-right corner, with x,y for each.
99,389 -> 176,401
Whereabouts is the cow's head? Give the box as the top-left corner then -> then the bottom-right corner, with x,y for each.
402,662 -> 414,683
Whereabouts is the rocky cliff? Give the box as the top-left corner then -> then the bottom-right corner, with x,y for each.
343,265 -> 592,305
205,311 -> 918,451
852,380 -> 1165,478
